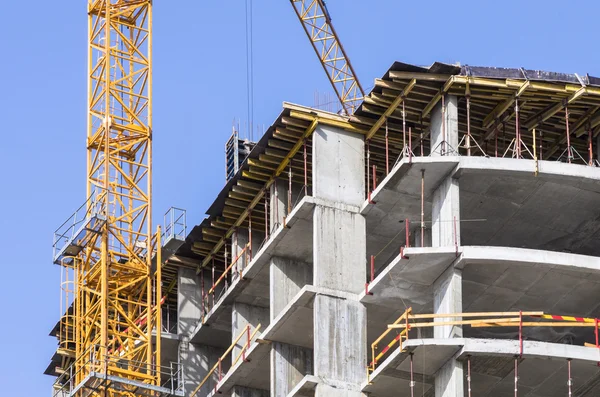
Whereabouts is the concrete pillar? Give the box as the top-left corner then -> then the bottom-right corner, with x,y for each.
178,268 -> 228,395
313,295 -> 366,397
269,257 -> 313,396
232,229 -> 249,274
269,179 -> 287,230
434,359 -> 464,397
179,339 -> 226,396
430,95 -> 458,156
231,302 -> 269,362
433,266 -> 463,339
413,227 -> 432,248
311,125 -> 367,397
271,342 -> 313,397
178,267 -> 202,336
432,251 -> 463,397
270,178 -> 304,229
270,257 -> 312,319
431,177 -> 460,247
231,386 -> 269,397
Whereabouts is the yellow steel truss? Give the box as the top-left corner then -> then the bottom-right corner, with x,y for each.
290,0 -> 364,115
69,1 -> 157,395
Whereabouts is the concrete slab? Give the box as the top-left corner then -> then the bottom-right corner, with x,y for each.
361,247 -> 459,308
286,375 -> 319,397
261,285 -> 359,349
206,341 -> 271,397
361,157 -> 459,268
364,338 -> 600,397
362,156 -> 600,268
190,197 -> 316,347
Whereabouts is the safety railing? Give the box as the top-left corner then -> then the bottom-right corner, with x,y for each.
369,309 -> 600,378
53,344 -> 184,397
201,243 -> 251,324
369,308 -> 412,374
52,189 -> 106,264
190,323 -> 262,397
163,207 -> 186,244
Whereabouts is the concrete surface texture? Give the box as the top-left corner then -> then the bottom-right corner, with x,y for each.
167,98 -> 600,397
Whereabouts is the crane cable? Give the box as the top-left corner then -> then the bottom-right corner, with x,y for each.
245,0 -> 255,141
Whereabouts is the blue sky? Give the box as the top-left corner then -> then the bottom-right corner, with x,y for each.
0,0 -> 599,395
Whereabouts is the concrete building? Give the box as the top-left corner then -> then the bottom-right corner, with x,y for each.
159,62 -> 600,397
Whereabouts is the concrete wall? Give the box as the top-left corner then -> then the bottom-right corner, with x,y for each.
177,268 -> 227,396
270,342 -> 313,396
270,257 -> 312,320
430,95 -> 458,156
231,302 -> 269,362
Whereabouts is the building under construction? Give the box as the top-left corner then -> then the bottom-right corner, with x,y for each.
46,1 -> 600,397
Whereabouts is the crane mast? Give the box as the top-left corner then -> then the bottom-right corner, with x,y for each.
51,1 -> 175,396
290,0 -> 365,115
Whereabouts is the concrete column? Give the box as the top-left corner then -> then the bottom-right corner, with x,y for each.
433,266 -> 463,339
269,179 -> 287,229
311,125 -> 367,397
231,386 -> 269,397
413,227 -> 432,248
270,178 -> 304,229
271,342 -> 313,397
232,229 -> 249,274
270,257 -> 312,319
270,257 -> 313,396
178,267 -> 201,336
231,302 -> 269,362
430,95 -> 458,156
434,359 -> 464,397
432,256 -> 463,397
431,177 -> 460,247
179,339 -> 226,396
178,268 -> 228,395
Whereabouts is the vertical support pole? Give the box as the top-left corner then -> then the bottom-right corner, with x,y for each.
274,180 -> 279,229
466,94 -> 472,156
540,130 -> 544,160
442,94 -> 447,156
211,257 -> 215,308
372,165 -> 377,192
515,99 -> 521,158
264,195 -> 268,239
303,139 -> 308,196
385,119 -> 389,175
409,127 -> 413,163
589,122 -> 593,166
420,131 -> 424,157
495,127 -> 498,157
420,170 -> 425,247
503,122 -> 506,155
595,318 -> 599,347
156,225 -> 162,384
288,164 -> 292,214
405,219 -> 411,249
248,210 -> 253,264
514,357 -> 519,397
201,268 -> 205,322
519,310 -> 523,358
467,355 -> 472,397
370,255 -> 375,283
453,216 -> 458,255
567,359 -> 572,397
409,353 -> 415,397
566,106 -> 572,163
366,140 -> 371,196
533,129 -> 538,176
402,101 -> 407,156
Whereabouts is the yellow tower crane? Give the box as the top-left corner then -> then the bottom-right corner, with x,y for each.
51,1 -> 181,396
290,0 -> 365,115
